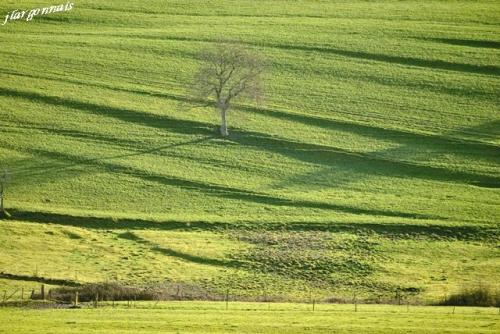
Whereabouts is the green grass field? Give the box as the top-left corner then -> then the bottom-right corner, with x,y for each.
0,0 -> 499,308
1,302 -> 499,334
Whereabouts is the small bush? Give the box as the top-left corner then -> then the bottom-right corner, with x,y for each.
439,285 -> 499,307
47,282 -> 223,303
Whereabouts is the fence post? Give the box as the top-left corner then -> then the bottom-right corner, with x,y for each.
312,299 -> 315,312
75,291 -> 79,307
41,284 -> 45,300
225,288 -> 229,310
354,292 -> 357,312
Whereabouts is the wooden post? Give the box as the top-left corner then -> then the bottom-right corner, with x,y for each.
0,189 -> 4,213
354,292 -> 357,312
41,284 -> 45,300
312,299 -> 315,312
75,292 -> 79,306
225,289 -> 229,310
407,301 -> 409,312
452,306 -> 455,314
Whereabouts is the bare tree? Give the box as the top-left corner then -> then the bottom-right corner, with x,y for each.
190,41 -> 265,137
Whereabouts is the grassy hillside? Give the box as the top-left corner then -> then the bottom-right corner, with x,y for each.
0,0 -> 499,302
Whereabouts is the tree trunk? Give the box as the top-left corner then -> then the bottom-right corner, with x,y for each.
220,107 -> 229,137
0,192 -> 3,213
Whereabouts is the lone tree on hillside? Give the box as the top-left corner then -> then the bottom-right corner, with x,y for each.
190,42 -> 265,137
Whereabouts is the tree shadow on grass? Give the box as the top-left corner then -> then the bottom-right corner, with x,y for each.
453,120 -> 500,143
116,231 -> 240,268
242,105 -> 500,163
280,221 -> 499,242
0,87 -> 212,137
0,272 -> 81,287
2,86 -> 497,188
1,135 -> 213,179
6,144 -> 441,220
419,37 -> 500,50
4,121 -> 141,149
228,130 -> 500,189
7,208 -> 496,242
0,69 -> 194,106
270,43 -> 500,77
99,35 -> 500,76
8,208 -> 220,230
3,72 -> 497,165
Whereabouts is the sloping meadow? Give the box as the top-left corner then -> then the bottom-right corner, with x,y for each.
0,0 -> 498,302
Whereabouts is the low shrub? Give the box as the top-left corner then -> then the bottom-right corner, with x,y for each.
439,285 -> 499,307
47,282 -> 223,303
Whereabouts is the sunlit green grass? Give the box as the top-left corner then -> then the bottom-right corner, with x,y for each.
0,302 -> 498,334
0,0 -> 498,302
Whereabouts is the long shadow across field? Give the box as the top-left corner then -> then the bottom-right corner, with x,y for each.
242,105 -> 500,163
3,69 -> 497,152
7,208 -> 496,242
4,71 -> 497,148
101,35 -> 500,76
117,231 -> 239,268
5,121 -> 141,149
227,131 -> 500,188
0,272 -> 81,286
3,72 -> 497,158
270,43 -> 500,76
420,37 -> 500,49
3,136 -> 213,179
7,33 -> 498,78
9,145 -> 440,220
0,87 -> 212,136
1,87 -> 498,188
